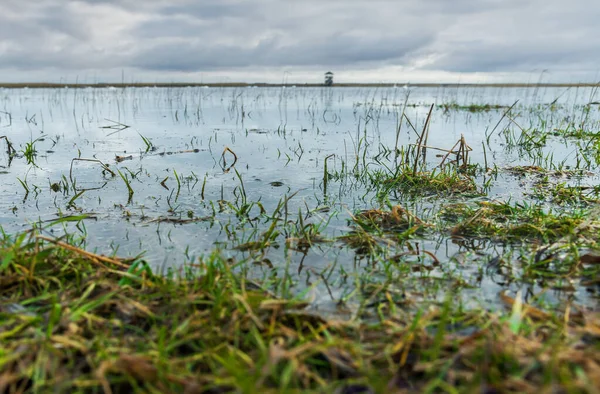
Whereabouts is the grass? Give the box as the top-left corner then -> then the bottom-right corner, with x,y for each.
335,199 -> 600,289
0,231 -> 599,393
352,205 -> 428,232
371,168 -> 480,198
439,103 -> 509,113
117,169 -> 134,202
441,201 -> 590,242
21,136 -> 44,166
548,127 -> 600,139
505,166 -> 600,205
0,135 -> 16,164
138,133 -> 155,154
531,182 -> 600,205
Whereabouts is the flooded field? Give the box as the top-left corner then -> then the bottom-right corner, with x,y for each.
1,85 -> 599,314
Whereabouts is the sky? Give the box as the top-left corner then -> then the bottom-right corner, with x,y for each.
1,0 -> 599,84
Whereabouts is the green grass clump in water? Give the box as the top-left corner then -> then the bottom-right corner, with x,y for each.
549,127 -> 600,140
504,166 -> 600,206
441,201 -> 591,242
1,232 -> 599,392
531,182 -> 600,206
372,168 -> 479,198
339,205 -> 428,254
439,102 -> 508,113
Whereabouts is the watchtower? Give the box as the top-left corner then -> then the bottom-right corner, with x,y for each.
324,71 -> 334,86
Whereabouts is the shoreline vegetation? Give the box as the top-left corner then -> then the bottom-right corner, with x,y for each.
1,232 -> 599,393
0,82 -> 599,89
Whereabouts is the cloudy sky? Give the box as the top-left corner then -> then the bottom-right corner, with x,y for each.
1,0 -> 599,83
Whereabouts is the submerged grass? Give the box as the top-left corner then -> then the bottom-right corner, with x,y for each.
371,167 -> 480,198
1,232 -> 599,392
439,102 -> 508,113
505,166 -> 600,205
531,182 -> 600,205
353,205 -> 428,232
442,201 -> 591,242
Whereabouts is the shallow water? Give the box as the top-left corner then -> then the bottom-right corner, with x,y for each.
1,85 -> 599,313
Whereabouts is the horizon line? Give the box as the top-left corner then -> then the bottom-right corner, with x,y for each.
0,81 -> 599,89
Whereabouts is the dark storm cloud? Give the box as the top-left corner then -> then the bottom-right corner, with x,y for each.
0,0 -> 598,80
